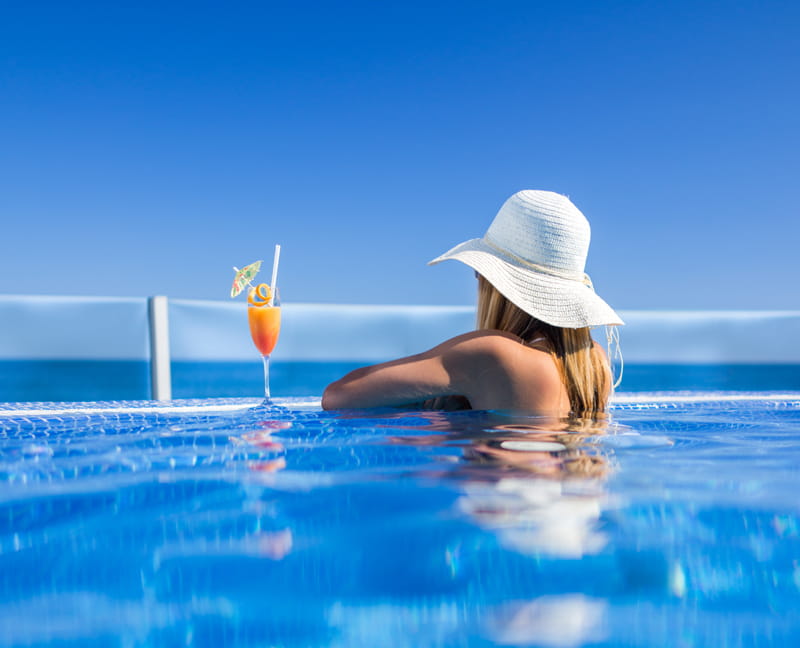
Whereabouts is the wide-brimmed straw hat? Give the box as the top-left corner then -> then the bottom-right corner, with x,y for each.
428,190 -> 623,328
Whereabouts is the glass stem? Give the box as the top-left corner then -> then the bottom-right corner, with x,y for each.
262,354 -> 271,400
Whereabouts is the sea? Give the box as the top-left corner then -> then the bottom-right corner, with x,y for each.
1,360 -> 799,402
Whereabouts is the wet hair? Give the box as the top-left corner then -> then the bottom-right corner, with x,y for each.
476,275 -> 611,416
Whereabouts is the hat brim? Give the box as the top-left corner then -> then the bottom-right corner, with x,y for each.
429,238 -> 624,328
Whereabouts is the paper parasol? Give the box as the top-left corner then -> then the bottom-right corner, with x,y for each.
231,260 -> 262,298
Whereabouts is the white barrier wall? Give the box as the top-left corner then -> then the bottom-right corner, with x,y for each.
1,296 -> 799,364
0,295 -> 150,360
619,311 -> 800,364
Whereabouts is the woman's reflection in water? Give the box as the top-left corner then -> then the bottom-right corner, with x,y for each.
392,413 -> 613,559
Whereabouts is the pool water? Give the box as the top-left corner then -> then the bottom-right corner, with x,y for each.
1,393 -> 799,647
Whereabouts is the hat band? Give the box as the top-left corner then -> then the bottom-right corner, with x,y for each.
484,236 -> 594,289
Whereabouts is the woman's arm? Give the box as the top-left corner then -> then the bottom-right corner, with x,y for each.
321,330 -> 559,411
321,331 -> 512,410
322,347 -> 456,410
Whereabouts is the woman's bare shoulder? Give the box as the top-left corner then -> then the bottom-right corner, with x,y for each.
436,330 -> 563,409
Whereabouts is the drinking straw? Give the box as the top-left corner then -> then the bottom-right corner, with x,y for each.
269,244 -> 281,306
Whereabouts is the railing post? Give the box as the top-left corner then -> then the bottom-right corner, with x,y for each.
148,296 -> 172,400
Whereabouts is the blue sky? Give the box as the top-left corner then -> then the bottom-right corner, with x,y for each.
1,1 -> 798,309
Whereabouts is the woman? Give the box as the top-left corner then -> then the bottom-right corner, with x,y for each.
322,190 -> 623,416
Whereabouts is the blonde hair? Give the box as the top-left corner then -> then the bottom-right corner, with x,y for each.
476,275 -> 611,416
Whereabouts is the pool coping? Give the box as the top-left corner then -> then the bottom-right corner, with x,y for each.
0,392 -> 798,417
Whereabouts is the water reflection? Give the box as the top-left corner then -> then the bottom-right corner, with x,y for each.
231,419 -> 290,474
390,414 -> 612,559
485,594 -> 607,647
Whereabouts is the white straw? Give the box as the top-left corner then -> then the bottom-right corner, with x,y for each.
269,244 -> 281,306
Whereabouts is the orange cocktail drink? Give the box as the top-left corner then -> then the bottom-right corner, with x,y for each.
247,281 -> 281,400
248,305 -> 281,356
231,250 -> 282,402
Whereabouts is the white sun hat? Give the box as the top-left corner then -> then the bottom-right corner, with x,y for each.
428,190 -> 623,328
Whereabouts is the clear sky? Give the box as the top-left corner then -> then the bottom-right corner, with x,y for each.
1,0 -> 798,309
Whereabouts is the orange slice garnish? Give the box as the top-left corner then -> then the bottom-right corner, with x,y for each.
247,283 -> 272,307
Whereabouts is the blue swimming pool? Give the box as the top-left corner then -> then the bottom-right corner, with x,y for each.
1,393 -> 799,647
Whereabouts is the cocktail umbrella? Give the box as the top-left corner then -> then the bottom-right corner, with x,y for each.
230,260 -> 262,298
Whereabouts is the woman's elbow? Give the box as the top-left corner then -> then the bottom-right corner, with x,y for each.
321,380 -> 346,410
322,367 -> 371,410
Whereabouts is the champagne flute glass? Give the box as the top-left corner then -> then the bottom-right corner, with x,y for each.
248,288 -> 281,400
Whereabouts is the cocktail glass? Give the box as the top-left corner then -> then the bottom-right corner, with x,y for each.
248,288 -> 281,400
